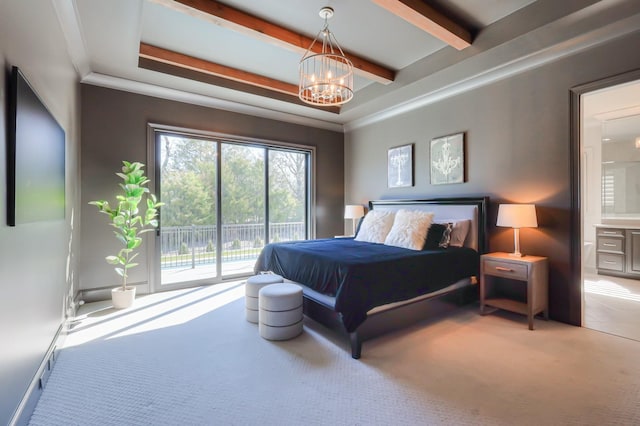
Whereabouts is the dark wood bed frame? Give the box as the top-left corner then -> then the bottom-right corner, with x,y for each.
301,197 -> 489,359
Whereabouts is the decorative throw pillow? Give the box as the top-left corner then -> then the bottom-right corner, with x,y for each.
384,209 -> 434,251
423,222 -> 448,249
439,223 -> 454,248
354,210 -> 396,243
449,219 -> 471,247
354,215 -> 365,237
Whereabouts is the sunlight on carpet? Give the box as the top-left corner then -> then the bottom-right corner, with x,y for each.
28,283 -> 640,426
65,282 -> 244,347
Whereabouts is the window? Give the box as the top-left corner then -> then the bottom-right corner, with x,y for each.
151,126 -> 314,289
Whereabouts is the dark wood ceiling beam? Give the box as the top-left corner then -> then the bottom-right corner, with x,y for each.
139,43 -> 340,113
160,0 -> 395,84
140,42 -> 298,96
371,0 -> 472,50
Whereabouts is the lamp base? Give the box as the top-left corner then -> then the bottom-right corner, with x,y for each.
509,229 -> 524,257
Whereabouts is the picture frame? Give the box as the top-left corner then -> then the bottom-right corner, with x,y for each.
430,133 -> 465,185
387,143 -> 413,188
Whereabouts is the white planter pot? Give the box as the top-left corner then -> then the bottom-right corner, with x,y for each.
111,286 -> 136,309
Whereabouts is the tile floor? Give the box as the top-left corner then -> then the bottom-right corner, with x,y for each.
584,271 -> 640,341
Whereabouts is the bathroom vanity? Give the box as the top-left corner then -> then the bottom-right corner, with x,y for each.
595,225 -> 640,279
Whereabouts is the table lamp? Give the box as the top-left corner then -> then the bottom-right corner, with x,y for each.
344,205 -> 365,236
496,204 -> 538,257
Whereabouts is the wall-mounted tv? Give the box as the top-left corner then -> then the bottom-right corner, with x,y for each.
6,66 -> 65,226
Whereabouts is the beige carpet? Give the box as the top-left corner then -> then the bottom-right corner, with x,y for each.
29,282 -> 640,425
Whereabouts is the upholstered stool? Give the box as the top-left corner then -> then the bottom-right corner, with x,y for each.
258,283 -> 303,341
245,274 -> 283,323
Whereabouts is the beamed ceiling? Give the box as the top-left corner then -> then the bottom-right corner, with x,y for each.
55,0 -> 640,131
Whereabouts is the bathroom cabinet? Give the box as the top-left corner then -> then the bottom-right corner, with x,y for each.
595,225 -> 640,279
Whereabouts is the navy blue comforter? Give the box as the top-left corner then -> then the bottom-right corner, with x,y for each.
254,238 -> 479,332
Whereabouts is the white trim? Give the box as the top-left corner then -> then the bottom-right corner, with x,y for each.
344,12 -> 640,132
52,0 -> 90,78
62,0 -> 640,133
81,73 -> 344,133
9,324 -> 65,426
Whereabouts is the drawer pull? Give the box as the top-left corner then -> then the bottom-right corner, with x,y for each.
601,231 -> 618,235
603,243 -> 617,247
604,261 -> 617,264
495,266 -> 514,272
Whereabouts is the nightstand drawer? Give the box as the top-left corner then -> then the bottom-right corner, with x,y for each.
597,228 -> 624,238
483,260 -> 528,280
597,237 -> 623,253
597,253 -> 624,272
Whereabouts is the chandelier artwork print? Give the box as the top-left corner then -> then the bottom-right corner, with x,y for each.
299,7 -> 354,106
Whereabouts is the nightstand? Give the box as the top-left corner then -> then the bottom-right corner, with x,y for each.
480,252 -> 549,330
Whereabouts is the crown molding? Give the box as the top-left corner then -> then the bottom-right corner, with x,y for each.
344,9 -> 640,132
81,73 -> 345,132
52,0 -> 92,78
54,0 -> 640,135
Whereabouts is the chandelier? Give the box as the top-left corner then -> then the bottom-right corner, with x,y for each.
299,7 -> 354,106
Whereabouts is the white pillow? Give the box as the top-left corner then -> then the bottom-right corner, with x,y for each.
384,210 -> 434,250
354,210 -> 396,244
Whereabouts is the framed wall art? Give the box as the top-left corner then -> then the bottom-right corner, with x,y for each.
387,143 -> 413,188
430,133 -> 464,185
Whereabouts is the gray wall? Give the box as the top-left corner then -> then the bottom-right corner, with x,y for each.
346,30 -> 640,326
0,1 -> 80,424
80,85 -> 344,292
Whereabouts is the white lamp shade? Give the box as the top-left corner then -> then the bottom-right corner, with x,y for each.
496,204 -> 538,228
344,205 -> 365,219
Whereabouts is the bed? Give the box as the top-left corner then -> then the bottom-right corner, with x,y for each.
254,197 -> 489,358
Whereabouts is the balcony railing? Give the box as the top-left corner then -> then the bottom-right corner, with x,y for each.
160,222 -> 305,269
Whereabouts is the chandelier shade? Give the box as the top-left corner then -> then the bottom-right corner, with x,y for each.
299,7 -> 354,106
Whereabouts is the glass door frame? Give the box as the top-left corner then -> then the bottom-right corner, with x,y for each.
146,123 -> 316,294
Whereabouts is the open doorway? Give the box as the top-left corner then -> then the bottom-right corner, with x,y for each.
580,77 -> 640,341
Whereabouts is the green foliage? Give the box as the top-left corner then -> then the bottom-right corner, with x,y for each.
253,237 -> 263,248
179,242 -> 189,255
206,240 -> 215,253
231,239 -> 241,250
89,161 -> 163,290
160,137 -> 216,227
159,138 -> 307,228
221,144 -> 265,225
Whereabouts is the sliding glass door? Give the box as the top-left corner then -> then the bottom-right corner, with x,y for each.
158,133 -> 218,286
269,149 -> 308,243
220,143 -> 265,276
154,129 -> 312,290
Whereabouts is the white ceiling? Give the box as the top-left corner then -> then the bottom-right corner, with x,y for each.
584,80 -> 640,144
55,0 -> 640,131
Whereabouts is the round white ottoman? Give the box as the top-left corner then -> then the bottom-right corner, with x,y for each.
258,283 -> 303,341
245,274 -> 283,323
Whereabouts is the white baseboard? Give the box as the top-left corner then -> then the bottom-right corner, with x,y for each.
10,322 -> 67,426
77,282 -> 151,303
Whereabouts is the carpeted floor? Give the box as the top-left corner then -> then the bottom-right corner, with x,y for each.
29,281 -> 640,425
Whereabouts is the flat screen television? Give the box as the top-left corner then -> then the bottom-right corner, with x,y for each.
6,66 -> 65,226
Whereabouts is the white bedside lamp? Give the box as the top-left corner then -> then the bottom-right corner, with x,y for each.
344,205 -> 365,236
497,204 -> 538,257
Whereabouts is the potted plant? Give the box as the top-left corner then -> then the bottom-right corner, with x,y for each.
89,161 -> 163,309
